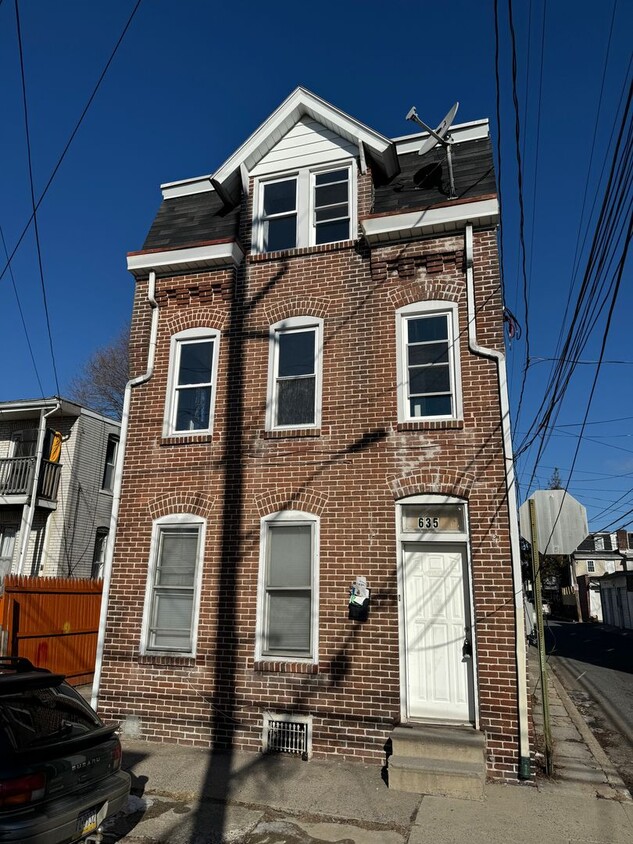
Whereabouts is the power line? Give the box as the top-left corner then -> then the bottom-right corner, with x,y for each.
15,0 -> 60,394
0,0 -> 143,286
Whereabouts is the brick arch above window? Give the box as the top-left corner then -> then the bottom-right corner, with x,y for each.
388,471 -> 475,502
255,488 -> 329,518
147,492 -> 216,520
162,307 -> 227,337
263,296 -> 330,327
388,282 -> 463,312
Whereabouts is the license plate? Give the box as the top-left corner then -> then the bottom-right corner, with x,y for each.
76,808 -> 97,836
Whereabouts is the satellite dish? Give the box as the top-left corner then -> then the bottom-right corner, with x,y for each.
405,102 -> 460,197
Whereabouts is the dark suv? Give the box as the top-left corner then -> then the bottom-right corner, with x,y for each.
0,657 -> 130,843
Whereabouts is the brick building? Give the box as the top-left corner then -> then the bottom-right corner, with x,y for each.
94,88 -> 530,791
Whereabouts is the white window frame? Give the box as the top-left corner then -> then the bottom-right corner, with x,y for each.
255,510 -> 319,663
0,526 -> 17,572
586,559 -> 595,573
101,435 -> 119,492
395,301 -> 462,423
253,161 -> 356,254
164,328 -> 220,437
266,316 -> 323,431
140,513 -> 206,657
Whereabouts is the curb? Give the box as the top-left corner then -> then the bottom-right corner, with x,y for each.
548,660 -> 631,799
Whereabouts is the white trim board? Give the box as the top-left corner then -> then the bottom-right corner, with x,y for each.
127,241 -> 244,277
361,198 -> 499,243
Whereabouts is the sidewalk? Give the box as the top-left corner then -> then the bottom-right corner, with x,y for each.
99,654 -> 633,844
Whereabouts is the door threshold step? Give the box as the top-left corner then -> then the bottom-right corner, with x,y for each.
388,755 -> 485,800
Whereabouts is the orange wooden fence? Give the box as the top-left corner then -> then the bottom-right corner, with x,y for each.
0,575 -> 103,686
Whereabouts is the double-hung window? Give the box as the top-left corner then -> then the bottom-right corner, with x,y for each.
396,302 -> 462,422
257,512 -> 318,661
255,163 -> 354,253
165,328 -> 220,436
0,527 -> 17,579
142,515 -> 205,655
267,317 -> 322,430
101,435 -> 118,492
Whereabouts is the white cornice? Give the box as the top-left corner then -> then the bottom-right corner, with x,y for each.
394,120 -> 490,155
361,198 -> 499,243
127,241 -> 244,277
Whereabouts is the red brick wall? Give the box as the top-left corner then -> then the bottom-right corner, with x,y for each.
100,180 -> 522,778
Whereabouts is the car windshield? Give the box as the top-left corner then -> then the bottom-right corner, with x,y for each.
0,685 -> 101,751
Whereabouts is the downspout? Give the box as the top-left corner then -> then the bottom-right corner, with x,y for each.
465,224 -> 531,779
92,271 -> 158,710
17,400 -> 60,575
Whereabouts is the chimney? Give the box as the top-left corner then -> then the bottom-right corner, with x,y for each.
616,529 -> 629,551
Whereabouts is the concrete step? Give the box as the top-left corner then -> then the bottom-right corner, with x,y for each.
388,755 -> 485,800
390,724 -> 485,764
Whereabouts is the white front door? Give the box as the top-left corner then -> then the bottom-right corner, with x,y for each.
403,543 -> 474,723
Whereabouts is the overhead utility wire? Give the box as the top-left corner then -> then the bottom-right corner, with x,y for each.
505,0 -> 531,432
0,0 -> 143,286
516,77 -> 633,466
492,0 -> 507,304
0,225 -> 44,395
15,0 -> 60,394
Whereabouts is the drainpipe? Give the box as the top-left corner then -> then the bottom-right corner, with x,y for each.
92,271 -> 158,710
465,224 -> 531,779
17,400 -> 60,575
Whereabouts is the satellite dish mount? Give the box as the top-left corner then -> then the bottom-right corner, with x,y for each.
406,102 -> 459,199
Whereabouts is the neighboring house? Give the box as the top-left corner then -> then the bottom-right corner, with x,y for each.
96,88 -> 530,789
600,571 -> 633,630
572,532 -> 625,622
0,397 -> 120,580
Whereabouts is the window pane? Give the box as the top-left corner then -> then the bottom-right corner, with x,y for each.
156,530 -> 198,586
315,182 -> 348,207
409,364 -> 451,394
277,378 -> 315,426
315,219 -> 350,244
263,180 -> 296,215
408,341 -> 449,366
408,315 -> 448,343
150,593 -> 194,650
315,203 -> 349,223
175,386 -> 211,431
267,592 -> 311,653
410,394 -> 452,417
278,331 -> 315,377
178,341 -> 213,386
265,216 -> 297,252
315,169 -> 347,185
268,524 -> 311,587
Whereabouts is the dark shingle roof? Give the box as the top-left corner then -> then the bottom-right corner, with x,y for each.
142,191 -> 240,251
373,137 -> 496,214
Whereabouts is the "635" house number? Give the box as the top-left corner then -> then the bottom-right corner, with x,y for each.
418,516 -> 440,530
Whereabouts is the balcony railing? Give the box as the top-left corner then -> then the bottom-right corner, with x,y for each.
0,457 -> 62,502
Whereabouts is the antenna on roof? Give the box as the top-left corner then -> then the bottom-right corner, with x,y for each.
405,102 -> 459,199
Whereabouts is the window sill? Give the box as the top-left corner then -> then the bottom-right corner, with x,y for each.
261,428 -> 321,440
138,654 -> 196,667
254,660 -> 319,674
160,432 -> 217,446
397,419 -> 464,431
248,239 -> 356,263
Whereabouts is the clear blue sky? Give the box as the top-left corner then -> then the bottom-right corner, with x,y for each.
1,0 -> 631,532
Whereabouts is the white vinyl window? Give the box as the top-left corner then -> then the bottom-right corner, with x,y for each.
254,163 -> 354,253
101,435 -> 119,492
164,328 -> 220,436
396,302 -> 462,422
0,527 -> 17,578
266,317 -> 323,430
586,560 -> 595,573
256,511 -> 319,661
91,528 -> 109,579
141,514 -> 205,655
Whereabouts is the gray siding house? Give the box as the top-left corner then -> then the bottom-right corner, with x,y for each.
0,398 -> 120,580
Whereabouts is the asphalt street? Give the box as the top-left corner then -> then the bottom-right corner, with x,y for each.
545,619 -> 633,790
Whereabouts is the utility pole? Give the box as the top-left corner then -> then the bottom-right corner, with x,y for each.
529,498 -> 553,775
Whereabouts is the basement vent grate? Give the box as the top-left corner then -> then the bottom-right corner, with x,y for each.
262,713 -> 312,759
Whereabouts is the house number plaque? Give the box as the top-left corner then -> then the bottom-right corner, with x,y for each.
402,504 -> 465,534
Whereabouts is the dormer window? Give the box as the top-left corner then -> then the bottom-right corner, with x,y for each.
254,162 -> 355,254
